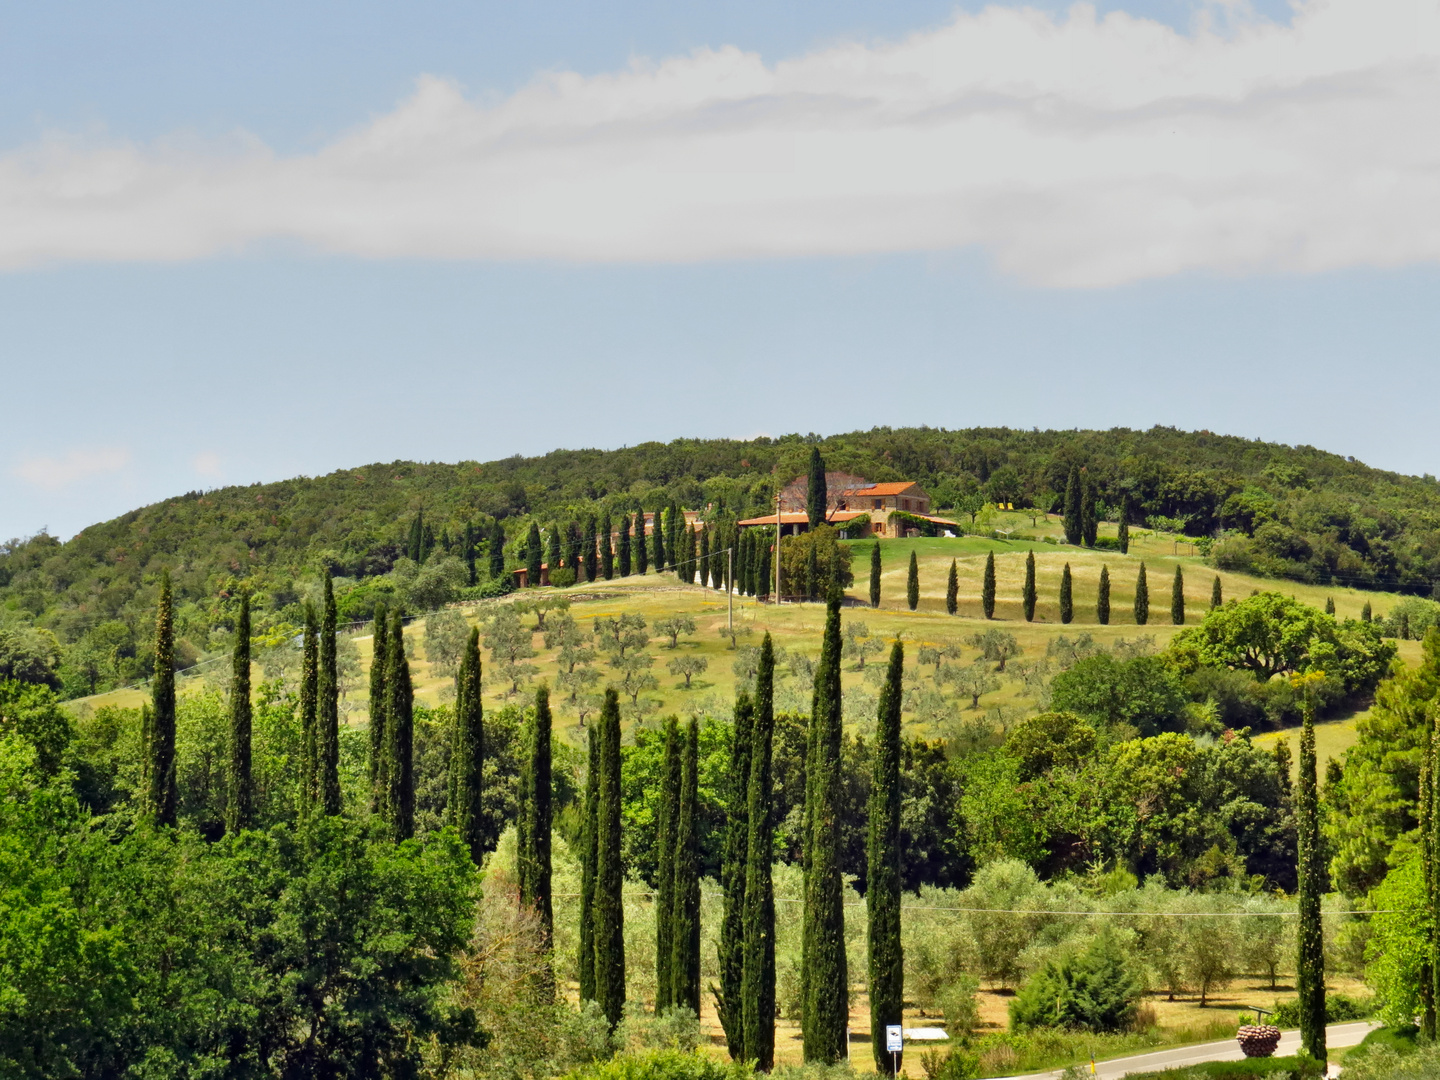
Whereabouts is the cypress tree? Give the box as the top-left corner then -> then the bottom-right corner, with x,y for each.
802,585 -> 848,1063
464,521 -> 478,586
225,591 -> 253,834
1080,470 -> 1098,547
652,508 -> 666,575
982,552 -> 996,620
1171,566 -> 1186,625
584,515 -> 599,583
1117,496 -> 1130,555
742,634 -> 778,1070
714,524 -> 729,593
757,533 -> 772,602
736,529 -> 749,596
369,603 -> 389,813
946,558 -> 958,616
1361,600 -> 1372,622
718,693 -> 755,1051
1060,563 -> 1074,624
1022,551 -> 1037,621
1063,466 -> 1082,544
1423,724 -> 1437,1040
451,627 -> 484,864
618,514 -> 632,577
319,572 -> 341,815
805,542 -> 819,602
868,641 -> 904,1075
666,503 -> 681,571
594,689 -> 626,1026
1134,563 -> 1149,626
654,717 -> 681,1014
526,522 -> 543,587
699,528 -> 711,588
637,508 -> 650,575
1212,575 -> 1223,609
578,723 -> 600,1004
869,542 -> 882,607
1324,596 -> 1335,616
671,717 -> 701,1017
1430,712 -> 1440,1029
520,686 -> 554,964
139,704 -> 154,812
600,513 -> 614,580
1295,689 -> 1327,1066
408,510 -> 424,562
385,611 -> 415,841
489,520 -> 506,580
807,446 -> 828,530
548,524 -> 563,582
1096,565 -> 1110,625
150,571 -> 178,826
906,550 -> 920,611
300,603 -> 319,809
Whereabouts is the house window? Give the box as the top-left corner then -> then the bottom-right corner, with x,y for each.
873,499 -> 883,509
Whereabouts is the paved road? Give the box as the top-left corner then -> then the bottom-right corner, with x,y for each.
991,1021 -> 1378,1079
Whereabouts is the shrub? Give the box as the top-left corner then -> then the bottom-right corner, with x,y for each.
1270,991 -> 1373,1028
549,567 -> 577,589
1010,930 -> 1143,1033
919,1047 -> 980,1080
561,1049 -> 753,1080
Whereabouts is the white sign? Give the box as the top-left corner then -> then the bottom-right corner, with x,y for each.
885,1025 -> 903,1053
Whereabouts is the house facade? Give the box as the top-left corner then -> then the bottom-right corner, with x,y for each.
738,479 -> 957,538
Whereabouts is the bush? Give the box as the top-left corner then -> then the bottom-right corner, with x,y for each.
1270,991 -> 1374,1028
1340,1044 -> 1440,1080
548,567 -> 577,589
561,1049 -> 753,1080
1092,537 -> 1120,551
1010,930 -> 1143,1033
1120,1058 -> 1324,1079
919,1047 -> 980,1080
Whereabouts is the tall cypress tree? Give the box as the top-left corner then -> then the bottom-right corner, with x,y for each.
319,573 -> 341,815
451,627 -> 484,864
869,641 -> 904,1075
619,514 -> 632,577
578,723 -> 600,1004
666,503 -> 681,571
671,717 -> 701,1017
699,528 -> 711,588
489,520 -> 507,580
548,524 -> 563,582
757,532 -> 772,602
1430,711 -> 1440,1028
584,516 -> 600,583
981,552 -> 996,620
1059,563 -> 1074,625
1080,470 -> 1098,547
652,508 -> 666,576
1171,566 -> 1186,625
802,585 -> 848,1063
1117,497 -> 1130,555
806,446 -> 828,530
1134,563 -> 1150,626
654,717 -> 682,1014
408,510 -> 425,563
742,634 -> 778,1070
1212,575 -> 1223,609
594,689 -> 626,1026
150,571 -> 178,826
636,508 -> 649,574
520,686 -> 554,963
385,611 -> 415,841
1295,685 -> 1327,1066
225,591 -> 253,834
1063,466 -> 1082,544
1022,551 -> 1037,621
464,521 -> 478,586
869,542 -> 882,607
369,603 -> 389,813
526,522 -> 543,587
735,529 -> 747,595
1422,724 -> 1437,1040
600,513 -> 614,580
300,603 -> 319,810
718,694 -> 754,1050
946,558 -> 958,616
906,551 -> 920,611
1097,566 -> 1111,625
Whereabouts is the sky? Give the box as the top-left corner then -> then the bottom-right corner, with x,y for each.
4,0 -> 1439,540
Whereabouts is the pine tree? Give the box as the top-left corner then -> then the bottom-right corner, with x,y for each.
618,514 -> 632,577
637,508 -> 650,575
578,723 -> 600,1004
1134,563 -> 1149,626
1097,565 -> 1111,625
1295,688 -> 1327,1066
652,508 -> 666,575
742,634 -> 777,1069
594,689 -> 627,1026
906,550 -> 920,611
1325,596 -> 1335,616
671,716 -> 701,1017
982,552 -> 996,620
718,693 -> 754,1051
1171,566 -> 1185,626
225,591 -> 253,834
526,522 -> 543,587
802,586 -> 848,1063
1361,600 -> 1372,622
319,572 -> 341,814
654,717 -> 681,1014
1117,496 -> 1130,555
369,603 -> 389,813
868,641 -> 904,1075
1022,551 -> 1037,621
489,520 -> 506,580
519,686 -> 554,965
1081,470 -> 1098,547
1212,576 -> 1223,609
584,515 -> 599,583
946,558 -> 958,616
385,611 -> 415,841
600,513 -> 614,580
451,628 -> 484,864
1060,563 -> 1074,625
699,528 -> 710,588
300,603 -> 319,809
807,446 -> 828,530
464,521 -> 478,586
869,543 -> 882,608
1063,466 -> 1082,544
150,570 -> 178,826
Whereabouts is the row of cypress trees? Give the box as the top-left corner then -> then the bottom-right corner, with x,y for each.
1062,466 -> 1131,553
654,716 -> 702,1016
579,690 -> 628,1025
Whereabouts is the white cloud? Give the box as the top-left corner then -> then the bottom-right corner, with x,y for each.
193,451 -> 222,477
13,446 -> 130,490
3,0 -> 1440,286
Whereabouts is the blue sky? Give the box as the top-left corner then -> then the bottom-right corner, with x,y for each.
3,0 -> 1434,540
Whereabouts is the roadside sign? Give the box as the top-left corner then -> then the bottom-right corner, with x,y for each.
886,1025 -> 903,1053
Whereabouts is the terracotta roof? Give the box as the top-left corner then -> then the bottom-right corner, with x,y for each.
840,481 -> 921,497
737,510 -> 869,527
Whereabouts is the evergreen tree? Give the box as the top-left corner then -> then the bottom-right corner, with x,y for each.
1429,712 -> 1440,1030
636,508 -> 650,575
1060,563 -> 1074,625
757,533 -> 772,602
654,717 -> 681,1014
742,634 -> 777,1070
464,521 -> 478,586
300,603 -> 319,809
1422,722 -> 1436,1040
1117,496 -> 1130,555
1134,563 -> 1149,626
807,446 -> 828,530
736,529 -> 748,595
526,522 -> 543,587
578,723 -> 600,1004
805,542 -> 819,602
519,686 -> 554,965
1171,566 -> 1186,626
1022,551 -> 1037,621
718,694 -> 754,1052
385,611 -> 415,841
946,558 -> 958,616
652,507 -> 666,575
1361,600 -> 1372,622
451,627 -> 484,864
1096,565 -> 1110,625
319,572 -> 341,815
906,550 -> 920,611
594,689 -> 626,1025
150,570 -> 178,826
225,591 -> 253,834
869,543 -> 882,608
600,513 -> 614,580
1081,470 -> 1098,547
408,510 -> 425,563
982,552 -> 996,620
1212,575 -> 1223,609
1296,688 -> 1327,1066
1325,596 -> 1335,616
369,603 -> 389,813
489,520 -> 506,580
666,503 -> 681,571
1063,466 -> 1082,544
584,516 -> 599,583
547,523 -> 562,579
671,717 -> 701,1017
802,586 -> 848,1063
618,514 -> 632,577
699,527 -> 710,588
868,641 -> 904,1074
